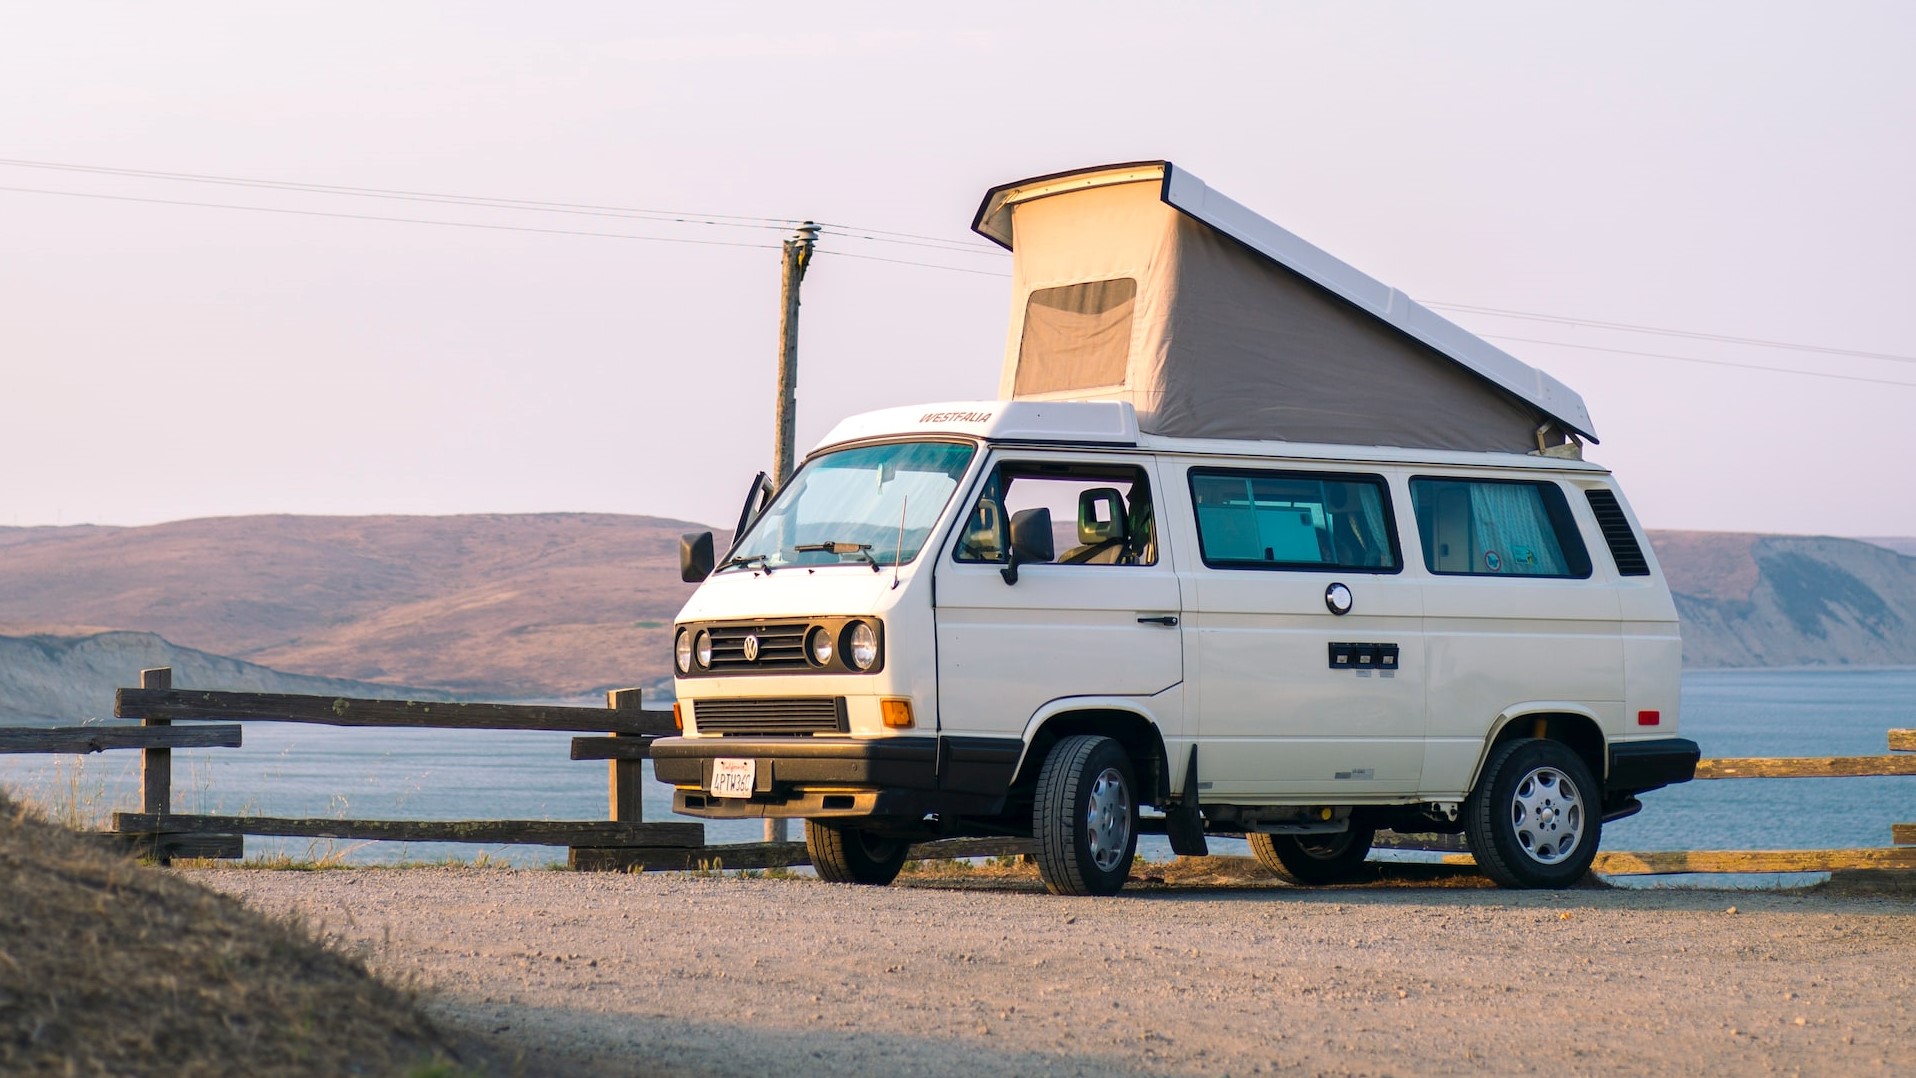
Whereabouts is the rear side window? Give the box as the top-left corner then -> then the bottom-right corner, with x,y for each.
1410,477 -> 1592,578
1188,469 -> 1400,572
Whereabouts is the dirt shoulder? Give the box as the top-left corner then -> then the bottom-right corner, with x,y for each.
192,862 -> 1915,1077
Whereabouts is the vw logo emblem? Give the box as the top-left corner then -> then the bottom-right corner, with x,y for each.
742,634 -> 761,662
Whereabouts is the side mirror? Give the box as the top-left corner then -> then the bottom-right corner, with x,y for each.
1001,507 -> 1055,585
680,531 -> 715,583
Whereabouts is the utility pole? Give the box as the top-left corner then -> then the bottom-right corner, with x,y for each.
766,221 -> 817,844
772,221 -> 819,491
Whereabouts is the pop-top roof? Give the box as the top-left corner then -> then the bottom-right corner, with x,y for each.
972,161 -> 1596,451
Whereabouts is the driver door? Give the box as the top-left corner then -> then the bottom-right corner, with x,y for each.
933,453 -> 1185,746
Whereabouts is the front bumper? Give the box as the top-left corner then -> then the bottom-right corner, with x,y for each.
650,735 -> 1019,821
1607,737 -> 1701,794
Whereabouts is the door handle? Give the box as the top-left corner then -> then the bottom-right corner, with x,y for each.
1137,615 -> 1179,626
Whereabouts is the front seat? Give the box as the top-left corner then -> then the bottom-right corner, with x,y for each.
1059,487 -> 1130,564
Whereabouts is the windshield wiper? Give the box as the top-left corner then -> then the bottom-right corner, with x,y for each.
715,552 -> 774,574
793,541 -> 881,572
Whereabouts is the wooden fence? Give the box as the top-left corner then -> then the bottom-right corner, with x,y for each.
2,666 -> 1910,878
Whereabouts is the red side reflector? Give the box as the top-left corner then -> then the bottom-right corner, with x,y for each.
1637,710 -> 1660,726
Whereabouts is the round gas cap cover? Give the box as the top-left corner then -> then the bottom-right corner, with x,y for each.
1325,583 -> 1354,616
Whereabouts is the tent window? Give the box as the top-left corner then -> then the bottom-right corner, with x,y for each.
1410,477 -> 1592,579
1014,278 -> 1137,395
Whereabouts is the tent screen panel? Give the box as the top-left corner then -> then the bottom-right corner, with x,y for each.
1410,477 -> 1593,578
1014,278 -> 1137,395
954,461 -> 1157,566
1188,470 -> 1398,571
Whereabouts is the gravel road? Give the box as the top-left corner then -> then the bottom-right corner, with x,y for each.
192,866 -> 1915,1077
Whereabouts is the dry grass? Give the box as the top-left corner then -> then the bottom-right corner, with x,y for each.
0,791 -> 463,1075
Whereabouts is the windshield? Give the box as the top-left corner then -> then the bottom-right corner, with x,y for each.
724,441 -> 977,571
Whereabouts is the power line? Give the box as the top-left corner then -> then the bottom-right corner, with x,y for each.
7,159 -> 1910,380
0,157 -> 801,229
1427,300 -> 1916,366
813,226 -> 1007,257
813,219 -> 1004,253
0,185 -> 782,250
0,184 -> 1009,277
0,157 -> 1004,257
1484,334 -> 1916,389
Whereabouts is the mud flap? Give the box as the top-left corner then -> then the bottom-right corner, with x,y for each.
1165,748 -> 1209,857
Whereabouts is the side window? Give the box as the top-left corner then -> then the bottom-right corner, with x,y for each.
1410,477 -> 1593,579
1188,469 -> 1400,572
954,461 -> 1158,566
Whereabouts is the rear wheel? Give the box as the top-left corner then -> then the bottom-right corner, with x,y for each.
1465,737 -> 1601,889
1247,826 -> 1377,885
805,820 -> 909,886
1033,735 -> 1138,896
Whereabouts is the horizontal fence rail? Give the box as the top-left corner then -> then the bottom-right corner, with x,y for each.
0,724 -> 242,754
1,669 -> 1908,879
116,687 -> 676,735
111,813 -> 704,848
1693,755 -> 1916,779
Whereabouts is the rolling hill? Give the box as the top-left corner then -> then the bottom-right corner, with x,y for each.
0,513 -> 714,699
1,516 -> 1913,721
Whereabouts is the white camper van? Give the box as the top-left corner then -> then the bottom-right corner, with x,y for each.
652,163 -> 1699,896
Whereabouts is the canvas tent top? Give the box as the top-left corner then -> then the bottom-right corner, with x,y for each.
971,161 -> 1596,453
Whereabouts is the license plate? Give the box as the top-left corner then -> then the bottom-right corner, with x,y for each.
710,758 -> 756,799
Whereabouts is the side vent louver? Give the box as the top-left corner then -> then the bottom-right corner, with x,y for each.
1585,488 -> 1651,576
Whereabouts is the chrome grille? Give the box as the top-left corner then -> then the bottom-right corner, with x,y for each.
708,622 -> 811,671
693,697 -> 848,735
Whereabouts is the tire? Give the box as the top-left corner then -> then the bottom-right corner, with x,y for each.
805,820 -> 908,886
1247,826 -> 1377,886
1464,737 -> 1602,889
1033,734 -> 1138,896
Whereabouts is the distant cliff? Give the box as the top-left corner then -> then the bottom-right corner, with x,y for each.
0,631 -> 454,726
1650,532 -> 1916,668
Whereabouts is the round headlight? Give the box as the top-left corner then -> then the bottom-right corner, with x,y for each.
674,628 -> 693,674
808,626 -> 834,667
694,629 -> 713,669
848,621 -> 879,671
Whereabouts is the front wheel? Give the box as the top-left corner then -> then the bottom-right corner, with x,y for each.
1033,734 -> 1138,896
1247,826 -> 1377,885
1464,738 -> 1601,889
805,820 -> 909,886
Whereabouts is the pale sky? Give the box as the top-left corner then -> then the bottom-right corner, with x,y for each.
4,3 -> 1913,536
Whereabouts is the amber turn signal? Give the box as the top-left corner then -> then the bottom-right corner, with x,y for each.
880,699 -> 914,729
672,701 -> 684,731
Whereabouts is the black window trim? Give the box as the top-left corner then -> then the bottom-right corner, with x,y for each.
950,458 -> 1160,568
1185,466 -> 1404,576
1408,474 -> 1594,581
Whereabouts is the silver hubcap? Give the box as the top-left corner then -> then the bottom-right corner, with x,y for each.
1510,766 -> 1584,865
1085,766 -> 1132,872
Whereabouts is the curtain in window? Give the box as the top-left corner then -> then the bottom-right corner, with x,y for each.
1466,483 -> 1566,575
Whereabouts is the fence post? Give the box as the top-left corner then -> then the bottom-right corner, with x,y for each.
139,667 -> 173,865
607,689 -> 644,823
